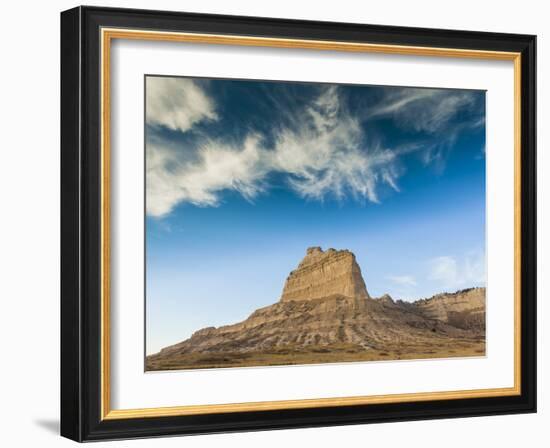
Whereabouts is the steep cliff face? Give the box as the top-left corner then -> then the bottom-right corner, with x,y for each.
280,247 -> 369,302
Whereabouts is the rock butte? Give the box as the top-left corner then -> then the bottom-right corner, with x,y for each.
147,247 -> 486,367
280,247 -> 370,302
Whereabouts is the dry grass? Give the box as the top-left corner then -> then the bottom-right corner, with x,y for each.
146,339 -> 485,371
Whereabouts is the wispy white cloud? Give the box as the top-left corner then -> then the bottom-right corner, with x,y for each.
386,275 -> 417,288
146,135 -> 267,216
368,89 -> 437,120
146,77 -> 217,132
368,88 -> 479,134
271,87 -> 400,203
367,87 -> 484,174
428,252 -> 485,291
146,86 -> 402,217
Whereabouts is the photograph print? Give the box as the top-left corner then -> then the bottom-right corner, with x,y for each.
145,76 -> 486,372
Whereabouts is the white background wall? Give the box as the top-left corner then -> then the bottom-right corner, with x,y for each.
0,0 -> 546,446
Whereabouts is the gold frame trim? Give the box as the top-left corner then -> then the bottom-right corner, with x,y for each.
100,28 -> 522,420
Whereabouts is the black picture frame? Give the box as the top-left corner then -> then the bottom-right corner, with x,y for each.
61,5 -> 536,442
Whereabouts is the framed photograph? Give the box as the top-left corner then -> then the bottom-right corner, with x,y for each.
60,6 -> 536,442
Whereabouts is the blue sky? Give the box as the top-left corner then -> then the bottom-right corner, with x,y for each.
145,76 -> 486,355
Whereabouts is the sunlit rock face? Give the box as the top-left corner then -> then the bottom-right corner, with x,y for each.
280,247 -> 370,302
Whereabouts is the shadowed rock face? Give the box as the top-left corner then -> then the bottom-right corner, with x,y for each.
148,248 -> 486,365
280,247 -> 370,302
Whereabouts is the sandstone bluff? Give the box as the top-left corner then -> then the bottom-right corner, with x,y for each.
147,247 -> 486,371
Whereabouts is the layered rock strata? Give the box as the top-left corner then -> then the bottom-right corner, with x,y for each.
280,247 -> 369,302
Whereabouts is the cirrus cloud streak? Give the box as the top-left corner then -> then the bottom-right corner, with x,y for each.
146,84 -> 401,217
